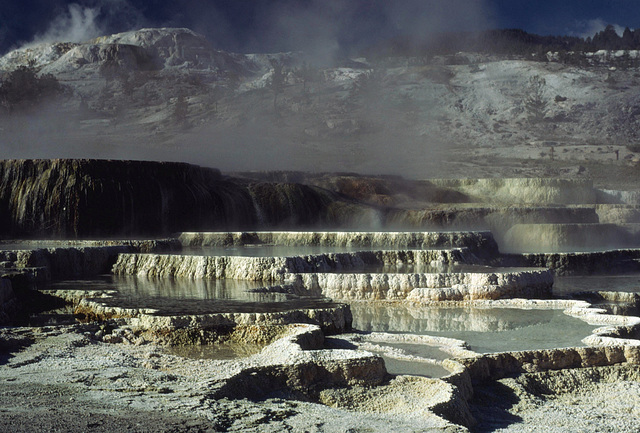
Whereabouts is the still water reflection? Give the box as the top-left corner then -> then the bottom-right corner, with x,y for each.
554,273 -> 640,295
44,275 -> 337,315
351,303 -> 598,353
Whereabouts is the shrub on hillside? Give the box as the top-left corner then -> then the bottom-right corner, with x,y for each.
627,144 -> 640,153
0,64 -> 64,113
525,75 -> 548,123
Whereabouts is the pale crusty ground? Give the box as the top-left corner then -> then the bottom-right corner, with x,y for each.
0,325 -> 464,433
4,323 -> 640,432
470,365 -> 640,432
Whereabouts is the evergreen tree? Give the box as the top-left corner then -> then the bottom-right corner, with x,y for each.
622,27 -> 634,49
269,59 -> 286,110
173,91 -> 189,128
294,61 -> 318,93
0,64 -> 63,113
525,75 -> 547,124
593,25 -> 621,50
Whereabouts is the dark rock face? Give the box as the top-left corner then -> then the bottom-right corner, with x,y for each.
0,159 -> 250,237
247,182 -> 334,227
0,159 -> 362,238
234,171 -> 473,207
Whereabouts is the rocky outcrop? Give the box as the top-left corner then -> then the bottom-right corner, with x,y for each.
197,324 -> 388,402
0,158 -> 617,242
245,182 -> 348,228
456,345 -> 640,382
234,175 -> 603,241
503,248 -> 640,276
0,159 -> 253,237
468,364 -> 640,431
406,280 -> 551,301
0,246 -> 133,279
74,299 -> 353,337
41,43 -> 156,76
0,159 -> 384,238
89,28 -> 248,71
112,249 -> 551,302
386,206 -> 599,248
214,354 -> 386,401
598,189 -> 640,205
596,204 -> 640,224
0,239 -> 180,253
4,28 -> 253,76
0,241 -> 180,289
113,253 -> 295,281
318,374 -> 474,428
233,172 -> 473,206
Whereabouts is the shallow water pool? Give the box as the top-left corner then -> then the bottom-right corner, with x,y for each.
554,273 -> 640,295
350,303 -> 599,353
164,342 -> 266,360
42,275 -> 337,315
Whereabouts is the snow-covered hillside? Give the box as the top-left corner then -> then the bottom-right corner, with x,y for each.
0,27 -> 638,188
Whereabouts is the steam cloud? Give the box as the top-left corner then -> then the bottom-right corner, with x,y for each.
0,0 -> 498,176
29,4 -> 102,45
570,18 -> 625,38
25,1 -> 146,47
251,0 -> 495,61
13,0 -> 497,56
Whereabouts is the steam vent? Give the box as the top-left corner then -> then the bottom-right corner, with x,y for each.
0,158 -> 639,431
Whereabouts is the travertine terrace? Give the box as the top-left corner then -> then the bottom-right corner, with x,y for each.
3,226 -> 640,431
2,16 -> 640,429
0,161 -> 640,431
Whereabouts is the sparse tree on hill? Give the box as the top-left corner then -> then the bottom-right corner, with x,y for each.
269,59 -> 286,110
99,58 -> 122,83
605,70 -> 617,87
350,66 -> 386,108
173,91 -> 189,128
294,61 -> 318,93
525,75 -> 548,123
0,64 -> 63,114
622,27 -> 634,50
593,24 -> 622,50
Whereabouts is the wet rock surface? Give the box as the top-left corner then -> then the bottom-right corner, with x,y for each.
2,159 -> 634,247
0,159 -> 242,237
0,159 -> 379,238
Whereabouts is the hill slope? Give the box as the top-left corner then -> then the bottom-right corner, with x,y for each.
0,27 -> 638,188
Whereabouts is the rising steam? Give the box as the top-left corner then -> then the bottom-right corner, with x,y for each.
29,4 -> 103,46
22,1 -> 146,48
0,0 -> 498,176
